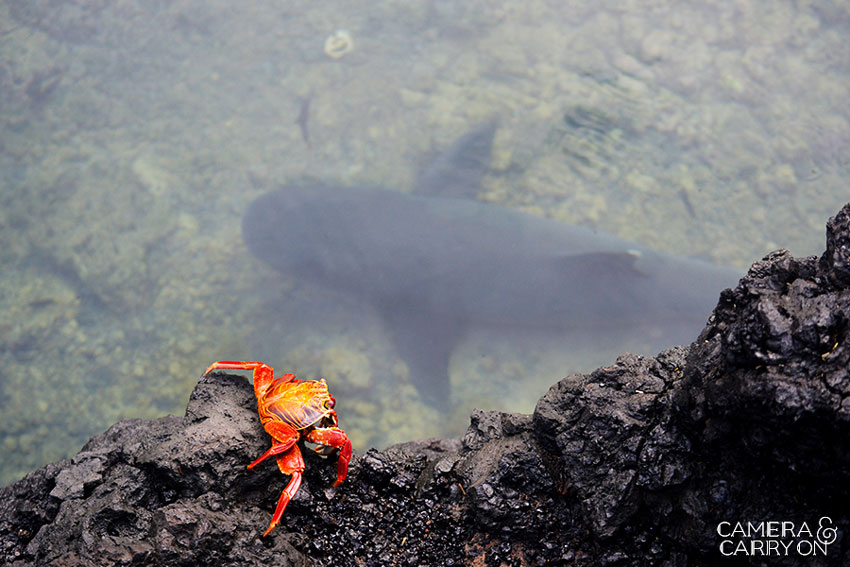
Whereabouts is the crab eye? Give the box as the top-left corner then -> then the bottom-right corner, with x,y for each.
326,398 -> 335,409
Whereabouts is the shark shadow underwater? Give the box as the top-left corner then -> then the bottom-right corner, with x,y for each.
242,121 -> 742,406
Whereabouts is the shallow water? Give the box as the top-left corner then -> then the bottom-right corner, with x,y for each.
1,0 -> 848,486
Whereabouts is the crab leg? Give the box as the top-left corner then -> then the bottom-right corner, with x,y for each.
247,442 -> 292,470
248,421 -> 300,469
263,444 -> 305,537
203,360 -> 297,400
245,421 -> 305,537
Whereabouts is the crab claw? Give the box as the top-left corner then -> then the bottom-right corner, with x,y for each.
334,437 -> 353,487
306,427 -> 352,486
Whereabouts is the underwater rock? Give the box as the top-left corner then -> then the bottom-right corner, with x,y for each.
3,204 -> 850,566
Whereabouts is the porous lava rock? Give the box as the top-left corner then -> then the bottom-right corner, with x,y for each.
3,204 -> 850,566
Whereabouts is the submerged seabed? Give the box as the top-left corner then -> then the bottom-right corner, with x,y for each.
1,0 -> 848,485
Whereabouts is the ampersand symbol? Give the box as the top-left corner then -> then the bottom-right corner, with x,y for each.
817,516 -> 837,545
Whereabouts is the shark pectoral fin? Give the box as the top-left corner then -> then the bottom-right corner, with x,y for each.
380,305 -> 464,410
412,119 -> 499,200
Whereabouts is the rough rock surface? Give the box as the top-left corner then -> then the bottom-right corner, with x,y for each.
3,204 -> 850,566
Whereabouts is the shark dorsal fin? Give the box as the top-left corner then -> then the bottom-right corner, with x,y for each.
413,119 -> 498,200
563,250 -> 651,282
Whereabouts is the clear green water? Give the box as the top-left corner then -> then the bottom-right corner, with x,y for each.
1,0 -> 848,486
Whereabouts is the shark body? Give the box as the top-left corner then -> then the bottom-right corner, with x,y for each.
243,123 -> 741,404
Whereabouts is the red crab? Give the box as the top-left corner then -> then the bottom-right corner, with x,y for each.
203,360 -> 353,537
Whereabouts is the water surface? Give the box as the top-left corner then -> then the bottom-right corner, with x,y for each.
1,0 -> 848,485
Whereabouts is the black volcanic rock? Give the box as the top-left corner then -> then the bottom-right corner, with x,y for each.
3,203 -> 850,566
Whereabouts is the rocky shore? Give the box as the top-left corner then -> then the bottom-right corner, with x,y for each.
3,203 -> 850,566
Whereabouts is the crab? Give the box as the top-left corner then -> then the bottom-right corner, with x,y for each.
203,360 -> 353,537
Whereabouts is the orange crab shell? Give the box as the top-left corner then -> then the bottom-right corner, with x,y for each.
260,378 -> 337,431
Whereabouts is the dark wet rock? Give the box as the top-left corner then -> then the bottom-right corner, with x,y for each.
534,348 -> 692,541
4,203 -> 850,566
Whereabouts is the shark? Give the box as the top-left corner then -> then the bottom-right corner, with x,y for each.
242,121 -> 742,405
